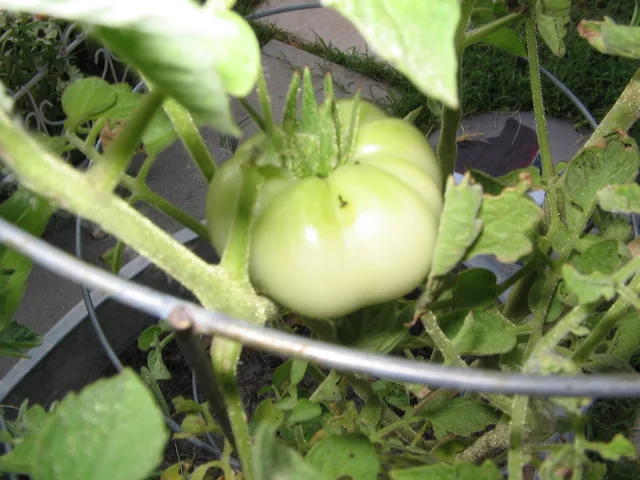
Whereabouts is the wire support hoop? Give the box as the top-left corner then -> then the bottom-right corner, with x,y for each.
1,217 -> 639,399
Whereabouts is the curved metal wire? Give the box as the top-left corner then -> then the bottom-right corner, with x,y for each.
68,80 -> 235,466
245,2 -> 323,21
2,218 -> 640,398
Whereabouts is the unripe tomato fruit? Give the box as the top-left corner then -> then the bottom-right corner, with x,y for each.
206,99 -> 442,318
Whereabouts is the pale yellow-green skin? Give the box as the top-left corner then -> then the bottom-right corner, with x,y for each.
206,100 -> 443,318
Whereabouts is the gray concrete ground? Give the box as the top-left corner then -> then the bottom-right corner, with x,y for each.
257,0 -> 373,55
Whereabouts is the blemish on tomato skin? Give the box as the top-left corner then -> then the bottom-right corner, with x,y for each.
338,195 -> 348,208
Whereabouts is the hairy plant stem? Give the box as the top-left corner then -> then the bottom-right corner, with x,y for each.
463,12 -> 523,47
507,117 -> 562,480
457,421 -> 510,463
436,0 -> 476,185
420,313 -> 512,414
508,395 -> 528,480
220,168 -> 262,286
586,67 -> 640,147
344,373 -> 425,447
120,175 -> 211,241
67,134 -> 211,242
163,98 -> 217,183
88,89 -> 166,192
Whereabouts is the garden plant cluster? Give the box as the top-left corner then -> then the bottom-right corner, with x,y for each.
1,0 -> 640,479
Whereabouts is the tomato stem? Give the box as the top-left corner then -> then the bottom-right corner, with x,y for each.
163,98 -> 217,183
220,167 -> 263,286
462,12 -> 524,48
585,66 -> 640,147
525,16 -> 554,184
437,0 -> 476,184
573,274 -> 640,364
88,88 -> 166,192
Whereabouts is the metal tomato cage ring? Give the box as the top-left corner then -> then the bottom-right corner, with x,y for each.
1,3 -> 639,476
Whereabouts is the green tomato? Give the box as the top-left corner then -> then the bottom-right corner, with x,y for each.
206,99 -> 442,318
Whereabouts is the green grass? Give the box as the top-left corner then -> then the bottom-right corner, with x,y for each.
249,1 -> 638,138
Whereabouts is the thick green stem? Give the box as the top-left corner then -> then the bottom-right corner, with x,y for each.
457,421 -> 509,463
508,395 -> 528,480
163,98 -> 217,183
436,0 -> 476,184
88,89 -> 166,192
211,338 -> 253,479
586,67 -> 640,148
120,175 -> 211,242
136,153 -> 158,183
220,168 -> 262,286
528,304 -> 594,364
0,110 -> 277,328
463,12 -> 523,47
420,313 -> 512,414
420,311 -> 463,366
525,16 -> 554,183
573,275 -> 640,363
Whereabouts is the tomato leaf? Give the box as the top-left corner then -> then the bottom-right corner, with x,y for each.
306,434 -> 380,480
104,83 -> 142,121
466,182 -> 543,264
309,370 -> 343,404
481,28 -> 527,57
335,301 -> 412,354
431,174 -> 483,277
446,268 -> 498,309
561,264 -> 616,304
390,460 -> 502,480
137,325 -> 163,351
572,239 -> 626,275
419,397 -> 501,441
598,183 -> 640,214
578,19 -> 640,59
147,349 -> 171,381
4,0 -> 260,134
593,209 -> 632,243
290,358 -> 308,388
171,396 -> 201,415
585,434 -> 637,461
440,309 -> 523,356
252,399 -> 285,430
0,321 -> 42,355
609,309 -> 640,362
252,423 -> 326,480
0,187 -> 54,332
62,77 -> 117,130
288,400 -> 322,425
564,132 -> 640,221
321,0 -> 460,108
0,369 -> 168,480
535,0 -> 570,56
141,109 -> 179,158
528,277 -> 564,323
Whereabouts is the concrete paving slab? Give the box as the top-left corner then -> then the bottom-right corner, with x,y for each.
256,0 -> 374,56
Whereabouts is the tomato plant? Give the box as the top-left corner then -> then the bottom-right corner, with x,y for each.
206,79 -> 442,318
3,1 -> 640,480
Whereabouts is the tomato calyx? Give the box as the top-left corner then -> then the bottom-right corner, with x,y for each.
251,67 -> 362,180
